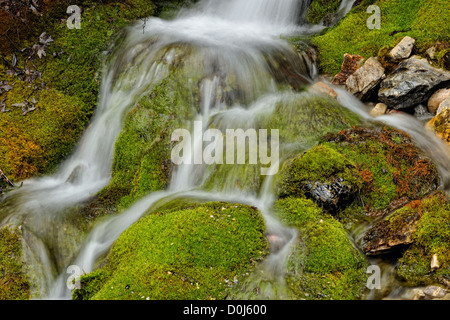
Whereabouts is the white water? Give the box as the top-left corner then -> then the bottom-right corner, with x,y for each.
1,0 -> 449,300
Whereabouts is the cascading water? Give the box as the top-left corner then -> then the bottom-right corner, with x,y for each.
0,0 -> 449,300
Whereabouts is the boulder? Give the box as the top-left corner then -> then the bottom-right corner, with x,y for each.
332,53 -> 364,85
427,88 -> 450,114
389,36 -> 415,61
346,57 -> 385,99
379,56 -> 450,109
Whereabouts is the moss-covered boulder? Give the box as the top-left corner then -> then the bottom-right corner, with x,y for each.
274,197 -> 368,300
396,192 -> 450,286
322,126 -> 440,217
0,226 -> 30,300
277,145 -> 364,213
72,202 -> 268,300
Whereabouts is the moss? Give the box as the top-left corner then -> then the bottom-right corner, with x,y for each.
274,197 -> 368,300
306,0 -> 342,24
322,126 -> 440,214
0,227 -> 30,300
258,93 -> 361,148
73,202 -> 268,300
312,0 -> 450,75
396,193 -> 450,286
101,69 -> 194,210
0,75 -> 86,181
277,145 -> 363,197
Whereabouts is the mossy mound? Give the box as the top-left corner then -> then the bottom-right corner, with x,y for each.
322,126 -> 440,216
0,227 -> 30,300
312,0 -> 450,75
396,192 -> 450,286
277,145 -> 363,213
72,202 -> 268,300
258,93 -> 361,148
275,197 -> 368,300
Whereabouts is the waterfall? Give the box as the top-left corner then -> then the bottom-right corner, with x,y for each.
0,0 -> 449,300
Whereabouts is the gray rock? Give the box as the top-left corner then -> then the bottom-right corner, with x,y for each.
379,56 -> 450,109
414,104 -> 434,121
346,57 -> 385,99
389,36 -> 415,61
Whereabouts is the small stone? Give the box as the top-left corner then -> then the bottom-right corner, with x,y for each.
389,36 -> 415,61
428,88 -> 450,114
412,289 -> 426,300
431,254 -> 440,271
370,103 -> 388,117
346,57 -> 385,100
424,285 -> 447,298
426,46 -> 436,60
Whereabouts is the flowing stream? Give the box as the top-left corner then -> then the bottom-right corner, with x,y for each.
0,0 -> 449,300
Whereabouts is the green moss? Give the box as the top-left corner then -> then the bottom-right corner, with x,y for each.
101,69 -> 194,210
277,145 -> 363,199
312,0 -> 450,75
0,227 -> 30,300
274,197 -> 368,300
0,75 -> 87,180
397,193 -> 450,286
258,94 -> 361,148
307,0 -> 342,24
73,202 -> 268,300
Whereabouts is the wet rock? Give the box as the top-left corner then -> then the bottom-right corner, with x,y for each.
423,285 -> 447,299
389,36 -> 415,61
309,81 -> 338,99
361,203 -> 422,255
379,56 -> 450,109
369,103 -> 387,117
346,57 -> 385,100
414,104 -> 434,122
427,88 -> 450,114
332,53 -> 364,85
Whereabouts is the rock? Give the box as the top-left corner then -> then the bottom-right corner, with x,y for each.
444,51 -> 450,70
427,88 -> 450,114
361,204 -> 422,255
389,36 -> 415,61
412,288 -> 426,300
332,53 -> 364,85
369,103 -> 387,117
423,285 -> 447,299
437,97 -> 450,115
426,108 -> 450,145
431,254 -> 440,271
346,57 -> 385,99
309,81 -> 338,99
414,104 -> 434,121
426,46 -> 436,60
379,56 -> 450,109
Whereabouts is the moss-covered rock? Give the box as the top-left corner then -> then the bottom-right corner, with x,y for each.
277,145 -> 364,213
312,0 -> 450,75
0,226 -> 30,300
72,201 -> 268,300
396,192 -> 450,286
322,126 -> 440,216
306,0 -> 342,25
274,197 -> 368,300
